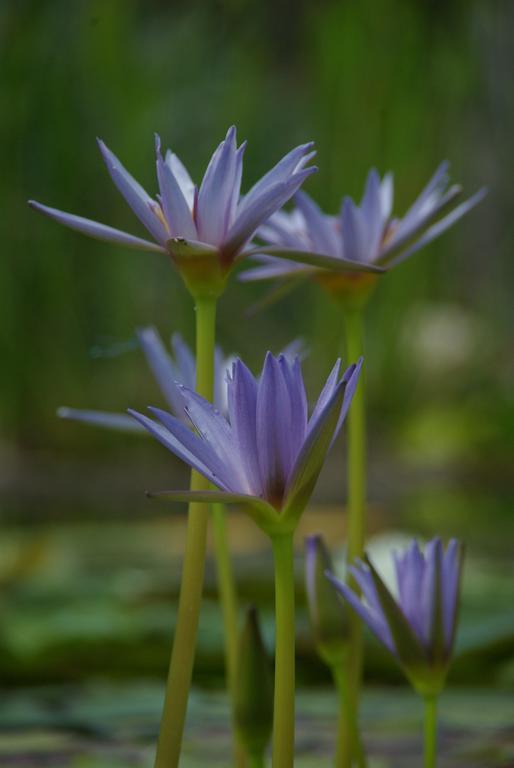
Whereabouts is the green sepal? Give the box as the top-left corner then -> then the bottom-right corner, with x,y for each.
147,489 -> 279,532
246,246 -> 385,274
168,237 -> 228,298
234,606 -> 274,757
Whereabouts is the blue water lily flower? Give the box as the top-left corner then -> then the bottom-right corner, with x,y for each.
241,164 -> 486,284
58,327 -> 235,432
327,537 -> 464,696
130,352 -> 362,534
29,128 -> 318,290
58,329 -> 306,433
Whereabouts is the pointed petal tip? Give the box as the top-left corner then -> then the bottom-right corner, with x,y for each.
226,125 -> 237,141
305,532 -> 322,547
96,137 -> 107,154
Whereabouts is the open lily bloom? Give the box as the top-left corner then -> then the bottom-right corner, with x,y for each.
130,352 -> 362,534
58,329 -> 305,433
58,328 -> 233,432
241,164 -> 486,284
327,538 -> 464,696
29,127 -> 318,294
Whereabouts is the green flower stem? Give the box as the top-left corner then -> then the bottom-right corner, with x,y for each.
424,696 -> 438,768
332,660 -> 367,768
154,296 -> 217,768
271,533 -> 296,768
248,754 -> 265,768
212,502 -> 246,767
342,306 -> 367,768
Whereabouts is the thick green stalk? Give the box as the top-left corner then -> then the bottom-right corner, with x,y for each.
271,533 -> 296,768
154,296 -> 216,768
212,502 -> 245,767
342,306 -> 367,768
332,661 -> 367,768
248,754 -> 265,768
424,696 -> 438,768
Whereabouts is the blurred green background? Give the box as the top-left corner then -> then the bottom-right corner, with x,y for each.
1,0 -> 513,765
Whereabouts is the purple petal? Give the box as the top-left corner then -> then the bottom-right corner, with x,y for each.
341,196 -> 368,263
225,169 -> 316,257
331,359 -> 363,444
380,172 -> 394,220
165,150 -> 196,207
326,573 -> 395,654
442,539 -> 462,651
28,201 -> 166,253
256,353 -> 293,502
360,169 -> 386,261
278,355 -> 308,462
197,126 -> 239,244
57,407 -> 145,433
177,386 -> 250,492
148,406 -> 237,490
137,327 -> 186,417
238,142 -> 315,217
294,191 -> 340,256
238,257 -> 315,283
170,333 -> 196,390
226,360 -> 262,495
130,408 -> 233,491
156,136 -> 197,240
385,187 -> 487,268
421,538 -> 443,648
307,359 -> 342,434
258,209 -> 309,250
227,141 -> 247,228
393,541 -> 426,644
97,139 -> 169,245
400,161 -> 450,225
214,348 -> 234,417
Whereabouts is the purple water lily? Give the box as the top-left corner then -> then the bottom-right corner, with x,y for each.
29,127 -> 317,283
58,329 -> 305,432
130,352 -> 362,533
327,538 -> 464,694
241,164 -> 486,283
58,327 -> 235,432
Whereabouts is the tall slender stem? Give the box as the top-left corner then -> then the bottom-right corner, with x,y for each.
271,533 -> 296,768
212,502 -> 245,767
154,296 -> 217,768
342,306 -> 367,768
424,696 -> 438,768
248,754 -> 265,768
332,661 -> 367,768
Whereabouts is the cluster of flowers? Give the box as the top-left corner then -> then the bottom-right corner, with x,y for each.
31,126 -> 482,767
